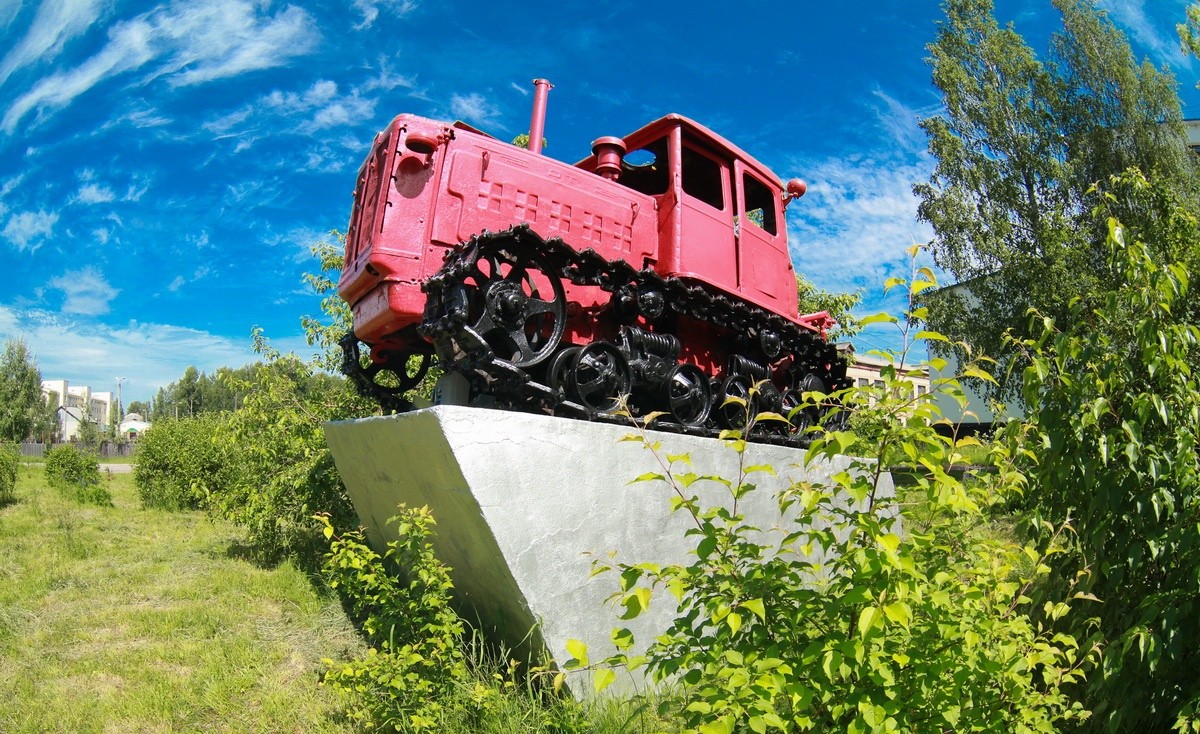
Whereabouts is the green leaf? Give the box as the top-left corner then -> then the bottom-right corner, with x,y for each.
566,639 -> 589,668
700,716 -> 734,734
858,312 -> 900,327
741,598 -> 766,621
629,472 -> 666,484
857,606 -> 880,638
593,668 -> 616,692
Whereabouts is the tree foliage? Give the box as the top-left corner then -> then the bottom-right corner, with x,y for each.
0,339 -> 54,443
915,0 -> 1200,392
568,270 -> 1090,732
43,444 -> 110,505
796,274 -> 861,340
134,413 -> 238,510
0,443 -> 18,505
1010,172 -> 1200,733
149,364 -> 259,421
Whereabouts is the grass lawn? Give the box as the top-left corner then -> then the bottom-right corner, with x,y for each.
0,465 -> 365,733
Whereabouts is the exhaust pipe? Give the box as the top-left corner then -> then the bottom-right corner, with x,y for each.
528,78 -> 552,155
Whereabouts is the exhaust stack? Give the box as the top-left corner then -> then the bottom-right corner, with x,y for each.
528,78 -> 552,155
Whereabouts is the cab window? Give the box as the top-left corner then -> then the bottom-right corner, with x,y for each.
620,137 -> 669,196
681,144 -> 725,211
742,173 -> 777,235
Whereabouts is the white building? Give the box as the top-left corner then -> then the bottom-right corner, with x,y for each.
41,379 -> 117,442
119,413 -> 152,441
841,347 -> 931,417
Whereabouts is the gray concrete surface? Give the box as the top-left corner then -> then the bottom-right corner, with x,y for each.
324,405 -> 893,697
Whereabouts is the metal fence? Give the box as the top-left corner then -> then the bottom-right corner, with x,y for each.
18,441 -> 134,459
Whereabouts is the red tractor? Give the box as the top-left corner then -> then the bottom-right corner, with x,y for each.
338,80 -> 847,441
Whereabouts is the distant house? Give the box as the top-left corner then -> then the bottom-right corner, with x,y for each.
841,345 -> 931,419
119,413 -> 152,441
41,379 -> 115,442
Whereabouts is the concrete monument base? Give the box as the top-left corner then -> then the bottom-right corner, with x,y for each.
324,405 -> 892,697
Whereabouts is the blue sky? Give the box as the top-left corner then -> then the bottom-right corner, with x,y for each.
2,0 -> 1198,404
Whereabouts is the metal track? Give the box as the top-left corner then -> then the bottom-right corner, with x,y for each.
347,225 -> 847,447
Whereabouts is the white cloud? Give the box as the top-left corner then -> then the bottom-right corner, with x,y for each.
1098,0 -> 1190,68
352,0 -> 417,30
3,17 -> 158,133
2,0 -> 320,133
74,182 -> 116,204
790,154 -> 935,296
871,88 -> 934,156
46,266 -> 120,315
159,1 -> 319,87
0,304 -> 269,402
0,0 -> 104,87
359,62 -> 416,93
167,275 -> 186,292
450,92 -> 500,126
3,209 -> 58,251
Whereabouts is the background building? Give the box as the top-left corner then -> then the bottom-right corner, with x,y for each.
41,379 -> 116,442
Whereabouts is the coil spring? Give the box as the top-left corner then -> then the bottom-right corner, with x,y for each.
621,326 -> 681,361
727,354 -> 769,381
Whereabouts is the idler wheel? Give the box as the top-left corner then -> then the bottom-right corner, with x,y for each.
454,240 -> 567,368
547,345 -> 582,397
340,334 -> 433,410
665,364 -> 712,426
716,374 -> 754,429
567,342 -> 631,413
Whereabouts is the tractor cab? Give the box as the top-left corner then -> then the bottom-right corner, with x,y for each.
578,115 -> 801,321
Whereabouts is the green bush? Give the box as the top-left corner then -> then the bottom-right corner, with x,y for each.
1012,187 -> 1200,733
0,443 -> 18,504
567,262 -> 1090,733
318,507 -> 470,731
134,414 -> 238,510
44,444 -> 110,505
207,352 -> 364,562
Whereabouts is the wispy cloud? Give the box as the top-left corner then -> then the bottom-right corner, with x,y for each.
0,0 -> 104,88
3,16 -> 157,133
156,1 -> 319,87
1098,0 -> 1191,68
449,91 -> 500,127
74,182 -> 116,204
261,79 -> 377,132
352,0 -> 417,30
3,209 -> 58,251
2,0 -> 320,134
46,266 -> 120,315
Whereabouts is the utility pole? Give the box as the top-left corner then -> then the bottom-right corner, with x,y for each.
115,376 -> 125,422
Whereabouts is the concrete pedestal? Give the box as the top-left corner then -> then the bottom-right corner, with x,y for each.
324,406 -> 892,696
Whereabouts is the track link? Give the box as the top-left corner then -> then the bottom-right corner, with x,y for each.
346,225 -> 848,446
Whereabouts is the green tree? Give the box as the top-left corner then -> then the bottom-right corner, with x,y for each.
75,417 -> 101,451
1011,173 -> 1200,733
176,365 -> 201,418
0,339 -> 49,443
126,400 -> 149,416
569,268 -> 1091,731
796,273 -> 861,340
203,236 -> 376,562
915,0 -> 1199,393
